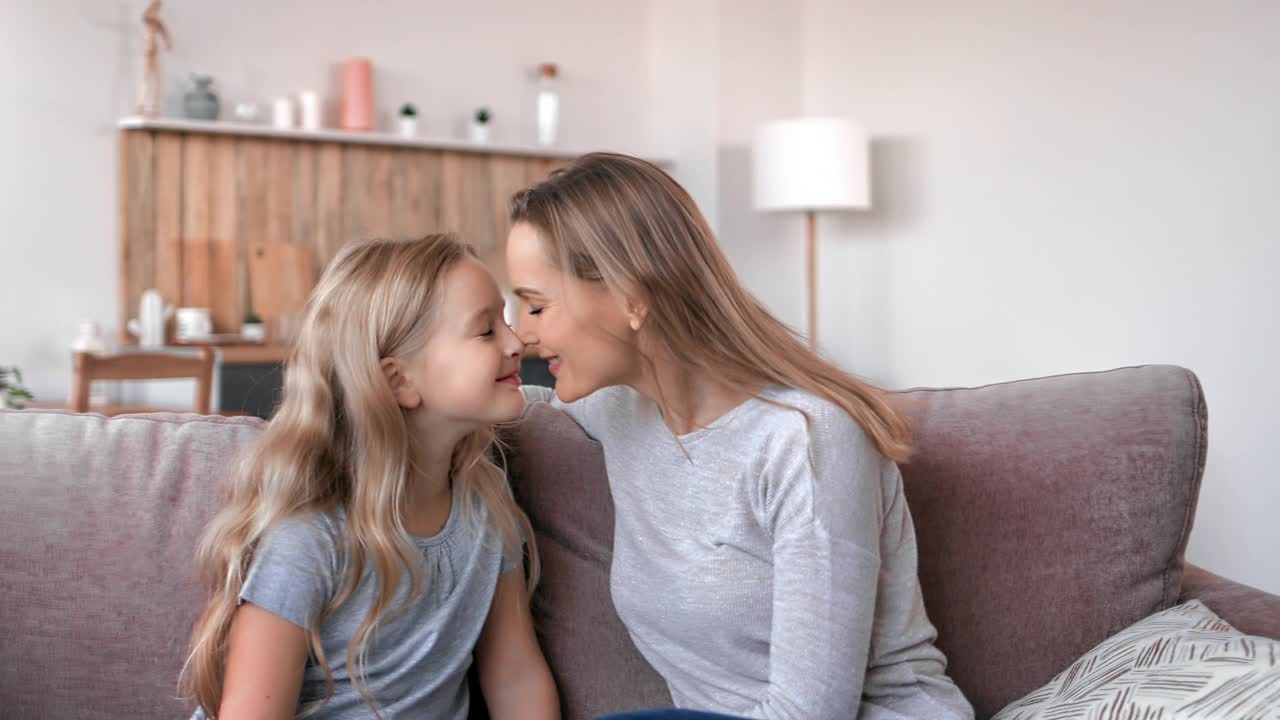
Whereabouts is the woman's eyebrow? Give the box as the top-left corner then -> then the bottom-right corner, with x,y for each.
512,287 -> 545,300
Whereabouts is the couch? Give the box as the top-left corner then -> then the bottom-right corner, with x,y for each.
3,364 -> 1277,719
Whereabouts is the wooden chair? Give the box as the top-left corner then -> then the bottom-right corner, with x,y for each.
70,348 -> 216,415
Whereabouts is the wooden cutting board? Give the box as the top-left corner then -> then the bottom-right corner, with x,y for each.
248,242 -> 315,320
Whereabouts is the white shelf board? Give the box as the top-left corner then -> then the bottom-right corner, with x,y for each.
117,116 -> 667,164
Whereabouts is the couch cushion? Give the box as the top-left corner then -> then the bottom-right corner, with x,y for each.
507,404 -> 673,720
898,365 -> 1206,718
0,409 -> 263,719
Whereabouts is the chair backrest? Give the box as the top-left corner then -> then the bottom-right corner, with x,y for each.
71,349 -> 216,414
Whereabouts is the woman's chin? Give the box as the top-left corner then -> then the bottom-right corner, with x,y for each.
551,378 -> 584,404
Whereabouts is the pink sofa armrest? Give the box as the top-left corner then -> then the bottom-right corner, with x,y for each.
1179,564 -> 1280,640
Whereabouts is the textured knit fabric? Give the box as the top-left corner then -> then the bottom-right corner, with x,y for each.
193,490 -> 518,720
521,385 -> 973,720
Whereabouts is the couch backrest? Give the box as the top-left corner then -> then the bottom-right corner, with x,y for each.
2,364 -> 1208,720
510,365 -> 1208,719
0,410 -> 264,719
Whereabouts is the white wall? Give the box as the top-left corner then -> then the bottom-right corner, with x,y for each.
7,1 -> 1277,593
795,0 -> 1280,593
1,0 -> 653,402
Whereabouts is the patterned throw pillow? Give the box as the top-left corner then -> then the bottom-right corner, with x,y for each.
994,600 -> 1280,720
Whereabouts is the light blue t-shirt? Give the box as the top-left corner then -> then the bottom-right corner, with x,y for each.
193,489 -> 518,719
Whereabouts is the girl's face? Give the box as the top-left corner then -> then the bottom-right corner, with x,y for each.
389,257 -> 526,427
505,222 -> 639,403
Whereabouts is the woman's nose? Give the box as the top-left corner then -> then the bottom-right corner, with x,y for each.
503,323 -> 526,357
514,320 -> 537,346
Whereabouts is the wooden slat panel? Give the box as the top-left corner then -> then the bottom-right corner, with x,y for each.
440,152 -> 464,234
122,130 -> 583,344
236,138 -> 269,315
181,134 -> 214,310
364,146 -> 395,240
485,156 -> 535,285
448,153 -> 495,254
340,145 -> 370,248
290,141 -> 318,280
314,143 -> 343,269
154,134 -> 184,312
209,136 -> 240,333
461,154 -> 498,253
121,130 -> 157,345
411,149 -> 444,235
264,140 -> 293,245
389,150 -> 418,238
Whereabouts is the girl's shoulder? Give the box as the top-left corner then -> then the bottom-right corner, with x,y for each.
257,507 -> 345,558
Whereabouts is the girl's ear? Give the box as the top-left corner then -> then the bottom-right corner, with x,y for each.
380,357 -> 421,409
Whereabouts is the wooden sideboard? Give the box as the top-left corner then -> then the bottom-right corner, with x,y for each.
117,117 -> 585,344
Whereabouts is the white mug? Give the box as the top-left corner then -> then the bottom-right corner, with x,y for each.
176,307 -> 212,341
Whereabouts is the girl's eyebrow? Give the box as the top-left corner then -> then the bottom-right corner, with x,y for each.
467,303 -> 502,326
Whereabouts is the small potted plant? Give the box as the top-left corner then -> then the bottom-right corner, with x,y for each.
241,312 -> 265,343
0,366 -> 33,409
399,103 -> 418,138
470,107 -> 491,143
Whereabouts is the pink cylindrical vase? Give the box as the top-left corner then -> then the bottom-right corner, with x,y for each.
340,58 -> 374,131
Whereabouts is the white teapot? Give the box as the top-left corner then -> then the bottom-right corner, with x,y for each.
127,289 -> 174,348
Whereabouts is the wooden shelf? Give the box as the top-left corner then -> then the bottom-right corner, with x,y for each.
121,344 -> 290,365
118,116 -> 669,164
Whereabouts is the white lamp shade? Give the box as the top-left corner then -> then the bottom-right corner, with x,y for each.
752,117 -> 870,212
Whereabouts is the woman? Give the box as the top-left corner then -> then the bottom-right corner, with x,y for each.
508,153 -> 972,720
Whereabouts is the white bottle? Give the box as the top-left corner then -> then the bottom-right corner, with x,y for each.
536,63 -> 559,147
298,90 -> 321,131
70,320 -> 110,409
272,97 -> 295,129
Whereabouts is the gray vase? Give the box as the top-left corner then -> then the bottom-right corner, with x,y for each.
183,75 -> 220,121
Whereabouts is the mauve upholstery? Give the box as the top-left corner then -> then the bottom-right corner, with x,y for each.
892,365 -> 1207,717
506,405 -> 672,719
0,410 -> 264,719
1179,563 -> 1280,639
4,365 -> 1277,720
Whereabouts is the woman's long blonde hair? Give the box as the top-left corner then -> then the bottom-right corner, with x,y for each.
184,235 -> 538,718
510,152 -> 910,462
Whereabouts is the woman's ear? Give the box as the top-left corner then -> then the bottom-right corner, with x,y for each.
621,294 -> 649,333
380,357 -> 421,409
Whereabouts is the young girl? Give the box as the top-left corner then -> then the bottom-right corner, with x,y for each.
507,153 -> 974,719
184,235 -> 558,719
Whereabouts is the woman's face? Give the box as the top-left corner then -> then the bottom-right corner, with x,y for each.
505,222 -> 639,403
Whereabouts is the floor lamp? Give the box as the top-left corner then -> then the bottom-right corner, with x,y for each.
752,118 -> 870,349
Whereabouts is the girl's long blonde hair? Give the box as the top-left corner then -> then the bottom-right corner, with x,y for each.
510,152 -> 910,462
184,235 -> 538,718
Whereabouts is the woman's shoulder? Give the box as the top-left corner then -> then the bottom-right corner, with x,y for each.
755,386 -> 872,445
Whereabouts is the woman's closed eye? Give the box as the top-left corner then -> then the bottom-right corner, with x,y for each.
527,307 -> 545,316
